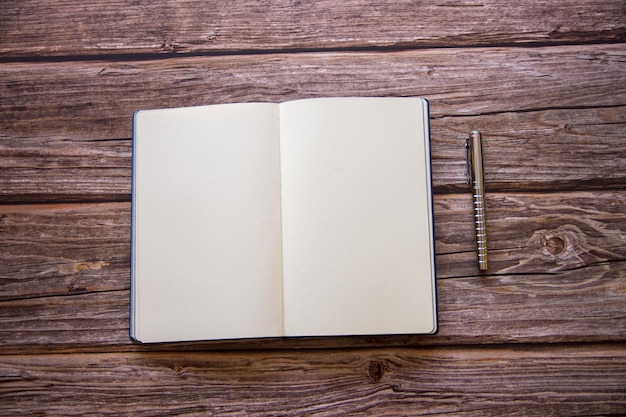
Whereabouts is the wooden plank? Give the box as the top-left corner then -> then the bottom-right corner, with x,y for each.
436,106 -> 626,193
0,138 -> 131,203
0,191 -> 623,351
1,45 -> 624,140
1,192 -> 624,300
1,0 -> 624,58
1,345 -> 625,415
0,203 -> 130,300
0,291 -> 130,353
436,191 -> 626,276
1,2 -> 623,415
1,107 -> 625,202
1,262 -> 623,352
1,46 -> 625,201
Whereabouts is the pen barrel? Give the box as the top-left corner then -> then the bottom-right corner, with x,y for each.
468,130 -> 488,271
472,182 -> 488,270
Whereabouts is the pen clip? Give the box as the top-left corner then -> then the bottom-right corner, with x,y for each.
465,134 -> 473,185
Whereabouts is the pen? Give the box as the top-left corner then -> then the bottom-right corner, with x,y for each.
466,130 -> 488,271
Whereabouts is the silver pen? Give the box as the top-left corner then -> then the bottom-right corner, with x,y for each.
466,130 -> 488,271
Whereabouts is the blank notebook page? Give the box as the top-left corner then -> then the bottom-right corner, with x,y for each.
279,97 -> 436,337
132,103 -> 284,343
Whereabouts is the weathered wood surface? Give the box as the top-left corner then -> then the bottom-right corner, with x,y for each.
1,345 -> 625,416
1,106 -> 626,202
2,192 -> 625,299
0,192 -> 624,352
1,0 -> 625,57
1,0 -> 626,414
3,45 -> 625,140
1,45 -> 625,202
2,262 -> 624,353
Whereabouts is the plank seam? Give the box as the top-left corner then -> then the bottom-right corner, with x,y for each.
0,39 -> 624,64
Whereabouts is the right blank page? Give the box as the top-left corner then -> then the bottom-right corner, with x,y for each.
279,97 -> 437,337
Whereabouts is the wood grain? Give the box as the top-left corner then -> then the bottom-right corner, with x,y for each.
1,106 -> 625,202
0,203 -> 130,300
2,45 -> 624,140
0,138 -> 131,203
1,345 -> 625,416
1,45 -> 625,202
2,192 -> 624,300
0,192 -> 623,352
436,106 -> 626,193
437,191 -> 626,275
1,0 -> 625,58
1,261 -> 623,352
2,1 -> 625,413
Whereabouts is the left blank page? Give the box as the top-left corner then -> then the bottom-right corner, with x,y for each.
131,103 -> 283,343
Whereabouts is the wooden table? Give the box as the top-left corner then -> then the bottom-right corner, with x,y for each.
1,1 -> 625,415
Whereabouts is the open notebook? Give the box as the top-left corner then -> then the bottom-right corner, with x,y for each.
130,97 -> 437,343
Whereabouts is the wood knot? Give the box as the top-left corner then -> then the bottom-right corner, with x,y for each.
161,39 -> 177,52
544,236 -> 565,256
368,360 -> 385,383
